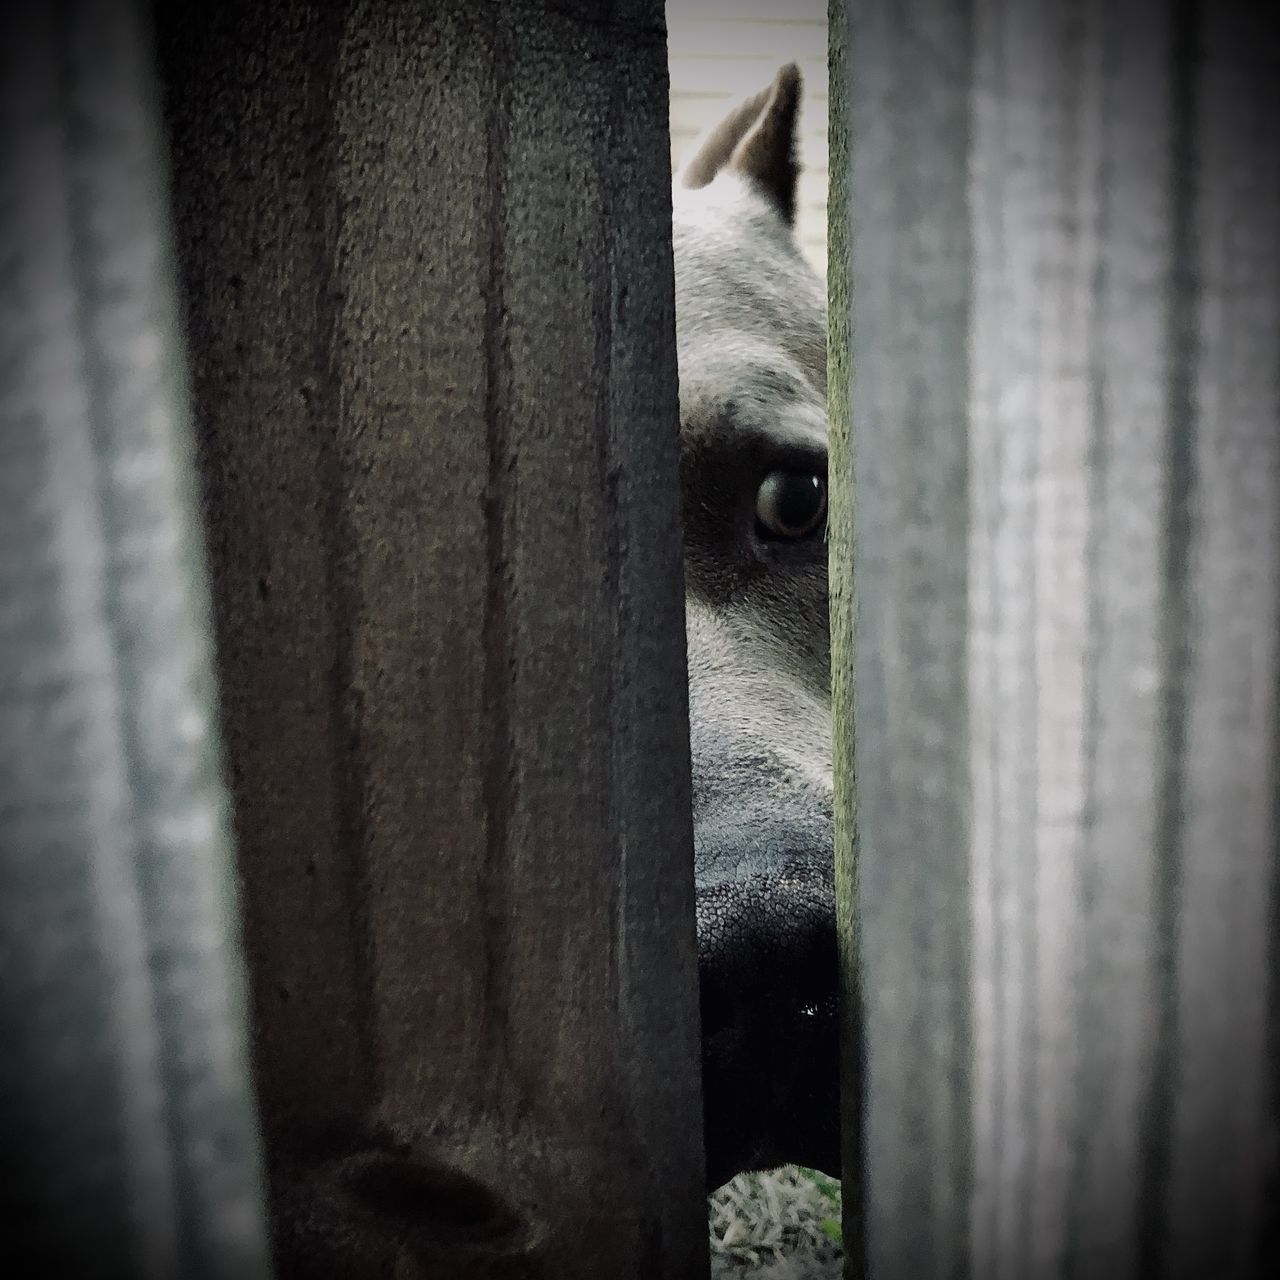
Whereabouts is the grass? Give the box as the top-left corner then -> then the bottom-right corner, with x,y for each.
708,1166 -> 843,1277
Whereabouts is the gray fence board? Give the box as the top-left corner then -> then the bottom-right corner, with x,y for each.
157,2 -> 707,1276
831,1 -> 1279,1277
0,2 -> 271,1275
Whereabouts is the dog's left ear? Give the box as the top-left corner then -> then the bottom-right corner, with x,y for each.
679,63 -> 802,226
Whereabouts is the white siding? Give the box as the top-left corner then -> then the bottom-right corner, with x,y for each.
667,1 -> 829,278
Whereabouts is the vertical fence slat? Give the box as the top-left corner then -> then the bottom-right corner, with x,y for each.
827,1 -> 861,1264
157,1 -> 708,1276
832,1 -> 1280,1277
0,2 -> 271,1275
1163,10 -> 1279,1274
833,0 -> 979,1274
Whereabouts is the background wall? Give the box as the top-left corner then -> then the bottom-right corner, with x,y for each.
667,0 -> 830,278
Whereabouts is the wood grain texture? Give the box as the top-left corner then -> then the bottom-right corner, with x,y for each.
0,2 -> 271,1275
157,1 -> 707,1276
826,0 -> 861,1271
831,1 -> 1280,1277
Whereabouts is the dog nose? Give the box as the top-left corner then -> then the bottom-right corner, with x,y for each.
693,806 -> 841,1188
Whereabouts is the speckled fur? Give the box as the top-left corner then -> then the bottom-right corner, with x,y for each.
674,68 -> 841,1192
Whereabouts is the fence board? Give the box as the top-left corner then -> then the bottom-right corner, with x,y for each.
157,1 -> 707,1276
831,1 -> 1280,1276
0,2 -> 271,1274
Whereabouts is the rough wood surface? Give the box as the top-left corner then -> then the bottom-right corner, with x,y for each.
825,0 -> 860,1273
1,2 -> 270,1274
158,2 -> 707,1275
831,1 -> 1279,1276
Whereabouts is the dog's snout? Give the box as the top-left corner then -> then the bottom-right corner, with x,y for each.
694,811 -> 836,1039
693,801 -> 833,881
693,805 -> 840,1186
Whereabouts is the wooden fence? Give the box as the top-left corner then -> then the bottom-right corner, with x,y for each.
4,0 -> 1278,1277
155,0 -> 708,1276
1,2 -> 271,1274
830,1 -> 1279,1276
5,0 -> 706,1276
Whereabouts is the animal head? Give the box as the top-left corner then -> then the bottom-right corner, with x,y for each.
672,65 -> 839,1188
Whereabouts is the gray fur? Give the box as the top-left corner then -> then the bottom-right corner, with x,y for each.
675,71 -> 839,1190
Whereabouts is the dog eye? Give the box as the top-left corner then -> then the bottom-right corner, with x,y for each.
754,470 -> 827,541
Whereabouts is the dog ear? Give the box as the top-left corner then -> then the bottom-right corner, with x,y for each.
679,63 -> 802,226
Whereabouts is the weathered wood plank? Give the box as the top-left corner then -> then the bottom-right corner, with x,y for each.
0,2 -> 271,1274
826,0 -> 861,1273
157,1 -> 707,1275
831,1 -> 1280,1276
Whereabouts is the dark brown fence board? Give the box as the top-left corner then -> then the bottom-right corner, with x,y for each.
158,2 -> 707,1275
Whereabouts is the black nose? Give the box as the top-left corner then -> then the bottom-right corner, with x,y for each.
693,806 -> 841,1189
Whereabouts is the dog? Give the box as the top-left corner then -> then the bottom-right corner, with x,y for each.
673,64 -> 840,1191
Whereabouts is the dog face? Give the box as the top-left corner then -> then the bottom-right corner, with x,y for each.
672,66 -> 840,1189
